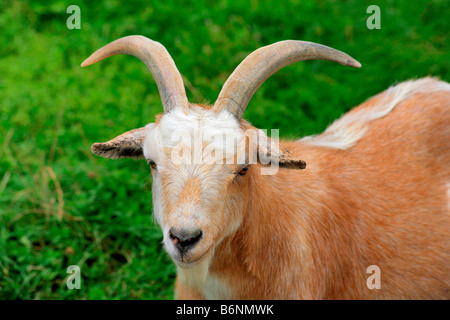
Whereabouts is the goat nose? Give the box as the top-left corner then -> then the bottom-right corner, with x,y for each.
169,227 -> 203,252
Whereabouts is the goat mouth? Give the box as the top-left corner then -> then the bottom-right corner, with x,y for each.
174,246 -> 212,267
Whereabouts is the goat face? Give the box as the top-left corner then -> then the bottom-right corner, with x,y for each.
82,36 -> 359,268
91,104 -> 303,266
144,106 -> 248,265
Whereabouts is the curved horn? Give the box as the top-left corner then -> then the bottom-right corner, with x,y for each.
81,35 -> 189,112
213,40 -> 361,119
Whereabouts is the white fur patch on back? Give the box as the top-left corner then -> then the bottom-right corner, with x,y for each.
300,77 -> 450,149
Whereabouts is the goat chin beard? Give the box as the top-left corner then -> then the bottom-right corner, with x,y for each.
177,252 -> 213,289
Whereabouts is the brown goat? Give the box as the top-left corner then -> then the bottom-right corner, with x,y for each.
82,36 -> 450,299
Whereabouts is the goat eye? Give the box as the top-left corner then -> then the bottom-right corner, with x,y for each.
149,161 -> 157,170
238,166 -> 249,176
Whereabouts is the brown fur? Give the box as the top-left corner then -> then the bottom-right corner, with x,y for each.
176,88 -> 450,299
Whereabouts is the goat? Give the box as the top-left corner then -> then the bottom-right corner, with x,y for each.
82,35 -> 450,299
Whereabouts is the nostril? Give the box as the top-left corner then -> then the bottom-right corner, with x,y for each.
169,228 -> 202,251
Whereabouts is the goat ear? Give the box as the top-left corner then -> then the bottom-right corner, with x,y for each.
91,127 -> 147,159
257,134 -> 306,170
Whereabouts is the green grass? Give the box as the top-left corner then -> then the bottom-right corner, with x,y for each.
0,0 -> 448,299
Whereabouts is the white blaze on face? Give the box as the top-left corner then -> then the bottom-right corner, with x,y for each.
163,106 -> 245,165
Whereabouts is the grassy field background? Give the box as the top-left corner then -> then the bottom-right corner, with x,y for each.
0,0 -> 448,299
